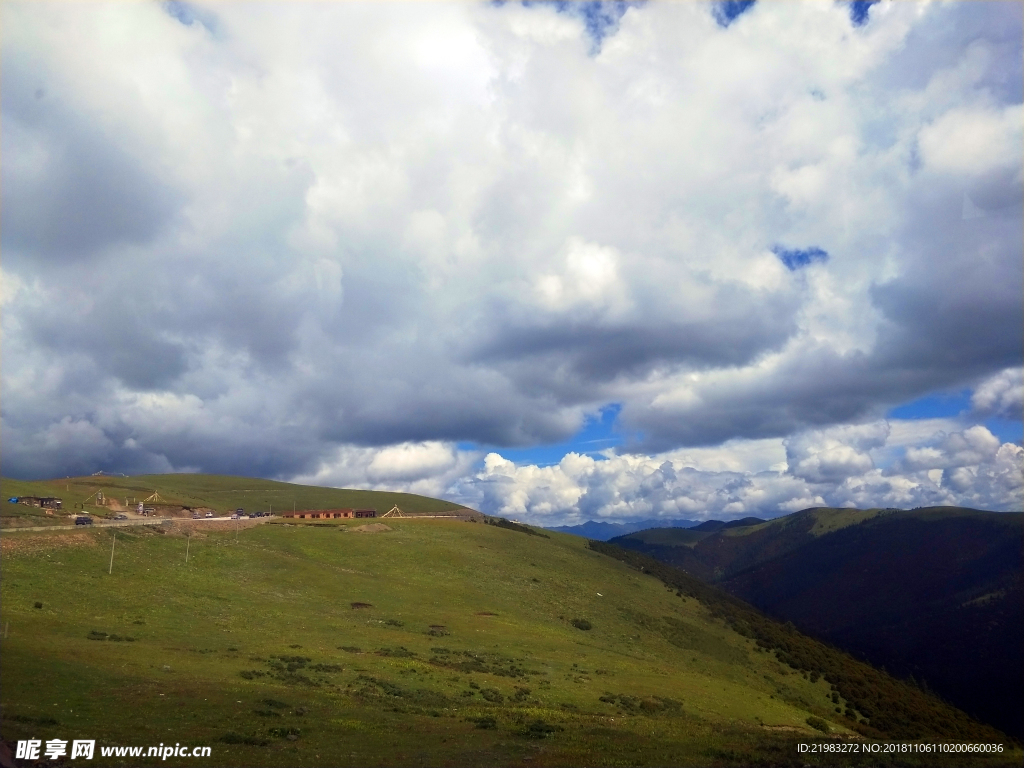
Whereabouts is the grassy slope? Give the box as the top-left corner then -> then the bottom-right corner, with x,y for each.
719,511 -> 1024,739
0,474 -> 467,526
609,507 -> 1023,741
3,516 -> 1016,767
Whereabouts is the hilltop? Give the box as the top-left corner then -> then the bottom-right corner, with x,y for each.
1,473 -> 472,527
546,517 -> 702,541
0,480 -> 1018,765
610,506 -> 1024,739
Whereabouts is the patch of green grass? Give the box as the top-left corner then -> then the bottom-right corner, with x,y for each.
1,507 -> 1018,767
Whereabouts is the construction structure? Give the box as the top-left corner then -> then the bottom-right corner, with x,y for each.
381,505 -> 476,520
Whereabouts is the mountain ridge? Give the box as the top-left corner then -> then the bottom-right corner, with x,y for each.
609,505 -> 1024,739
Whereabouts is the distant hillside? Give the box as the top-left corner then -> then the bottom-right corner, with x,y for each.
1,473 -> 473,527
610,507 -> 1024,739
547,517 -> 701,540
1,499 -> 1013,766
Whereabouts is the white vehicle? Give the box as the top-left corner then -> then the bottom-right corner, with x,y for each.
205,511 -> 214,518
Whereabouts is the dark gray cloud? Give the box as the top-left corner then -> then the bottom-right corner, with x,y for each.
1,0 -> 1020,514
1,72 -> 182,260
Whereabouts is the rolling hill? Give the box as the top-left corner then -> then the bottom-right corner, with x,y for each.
0,474 -> 470,527
0,479 -> 1017,766
546,518 -> 702,541
610,507 -> 1024,739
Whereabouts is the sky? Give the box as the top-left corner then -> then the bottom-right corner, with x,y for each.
2,0 -> 1022,526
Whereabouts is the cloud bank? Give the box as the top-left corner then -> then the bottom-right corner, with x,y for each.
2,1 -> 1020,520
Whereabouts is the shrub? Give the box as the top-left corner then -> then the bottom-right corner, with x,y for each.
520,719 -> 563,739
377,646 -> 417,658
218,733 -> 268,747
571,619 -> 592,631
513,686 -> 532,702
268,727 -> 301,740
806,716 -> 830,733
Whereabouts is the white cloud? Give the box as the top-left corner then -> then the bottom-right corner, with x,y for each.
919,104 -> 1024,179
785,422 -> 890,483
290,441 -> 481,500
443,420 -> 1021,526
1,1 -> 1020,516
971,367 -> 1023,420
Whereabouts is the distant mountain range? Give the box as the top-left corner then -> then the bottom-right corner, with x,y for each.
609,506 -> 1023,739
545,517 -> 703,540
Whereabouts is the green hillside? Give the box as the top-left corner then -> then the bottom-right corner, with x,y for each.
0,483 -> 1017,766
1,474 -> 468,527
611,507 -> 1024,740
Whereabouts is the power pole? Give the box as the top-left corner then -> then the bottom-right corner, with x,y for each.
109,533 -> 116,574
185,533 -> 191,564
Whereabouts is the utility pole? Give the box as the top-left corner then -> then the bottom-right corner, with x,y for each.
185,533 -> 191,564
109,532 -> 116,574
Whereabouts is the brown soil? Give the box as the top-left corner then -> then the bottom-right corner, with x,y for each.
352,523 -> 392,533
161,519 -> 264,537
0,532 -> 98,556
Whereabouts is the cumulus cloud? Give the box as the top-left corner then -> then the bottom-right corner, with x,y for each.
448,422 -> 1021,526
1,1 -> 1020,518
971,367 -> 1023,420
785,422 -> 890,483
290,442 -> 481,500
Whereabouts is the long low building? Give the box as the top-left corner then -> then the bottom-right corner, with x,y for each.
13,496 -> 63,509
282,509 -> 377,520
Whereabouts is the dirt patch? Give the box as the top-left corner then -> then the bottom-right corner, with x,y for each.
351,523 -> 391,533
0,532 -> 98,556
475,612 -> 499,616
162,519 -> 263,536
351,602 -> 373,610
760,724 -> 807,733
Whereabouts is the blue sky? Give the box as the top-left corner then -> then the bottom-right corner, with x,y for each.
2,0 -> 1021,523
888,392 -> 1022,446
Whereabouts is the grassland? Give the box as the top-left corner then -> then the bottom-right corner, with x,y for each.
609,506 -> 1024,742
0,474 -> 467,527
1,483 -> 1019,766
